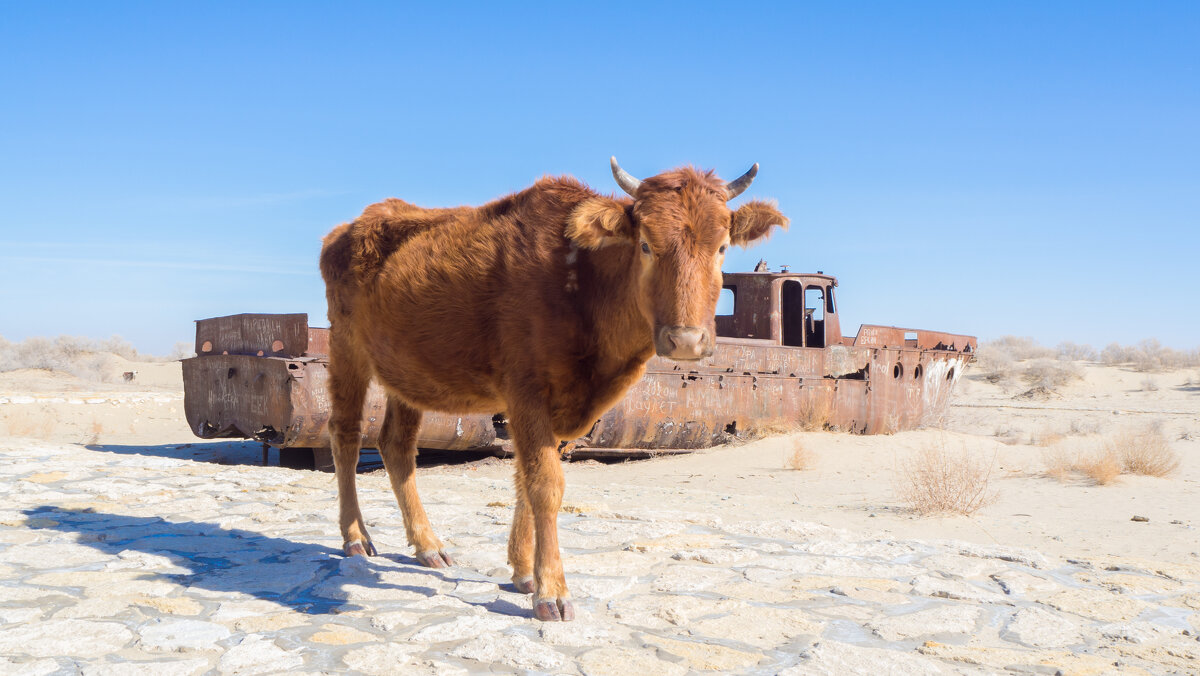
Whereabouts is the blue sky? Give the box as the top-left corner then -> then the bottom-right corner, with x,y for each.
1,2 -> 1197,353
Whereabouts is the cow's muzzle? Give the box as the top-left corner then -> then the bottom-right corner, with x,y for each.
655,326 -> 713,360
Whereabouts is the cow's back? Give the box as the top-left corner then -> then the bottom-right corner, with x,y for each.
320,181 -> 593,414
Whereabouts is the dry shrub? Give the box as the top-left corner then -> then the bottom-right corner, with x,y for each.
0,334 -> 141,382
973,345 -> 1016,384
1040,447 -> 1118,485
1108,426 -> 1180,477
749,421 -> 801,439
1140,378 -> 1159,392
986,336 -> 1055,360
797,397 -> 833,431
169,341 -> 196,360
1076,451 -> 1123,485
899,439 -> 996,516
975,337 -> 1087,390
785,440 -> 814,471
1021,358 -> 1082,388
1101,339 -> 1200,371
1040,425 -> 1179,484
1056,341 -> 1097,361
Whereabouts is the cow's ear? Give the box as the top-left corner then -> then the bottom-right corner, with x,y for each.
730,200 -> 789,246
567,197 -> 634,249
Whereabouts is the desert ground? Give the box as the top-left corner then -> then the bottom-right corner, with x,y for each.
0,352 -> 1198,674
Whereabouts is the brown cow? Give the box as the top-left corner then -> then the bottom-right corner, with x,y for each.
318,158 -> 787,621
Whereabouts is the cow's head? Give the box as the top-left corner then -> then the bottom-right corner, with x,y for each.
567,157 -> 788,360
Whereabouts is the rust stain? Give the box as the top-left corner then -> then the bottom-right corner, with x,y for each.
183,270 -> 975,460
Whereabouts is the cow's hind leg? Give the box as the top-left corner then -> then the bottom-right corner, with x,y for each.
328,334 -> 375,557
378,396 -> 453,568
510,411 -> 574,621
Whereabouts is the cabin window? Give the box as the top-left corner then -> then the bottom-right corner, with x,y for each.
804,285 -> 826,348
716,286 -> 736,315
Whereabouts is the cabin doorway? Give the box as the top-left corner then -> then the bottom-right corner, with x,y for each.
782,281 -> 804,346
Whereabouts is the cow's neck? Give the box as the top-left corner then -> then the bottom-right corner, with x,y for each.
578,244 -> 655,374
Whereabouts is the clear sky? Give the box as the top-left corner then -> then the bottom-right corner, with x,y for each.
2,2 -> 1197,354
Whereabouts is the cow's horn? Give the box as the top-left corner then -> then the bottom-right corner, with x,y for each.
610,156 -> 641,197
725,163 -> 759,200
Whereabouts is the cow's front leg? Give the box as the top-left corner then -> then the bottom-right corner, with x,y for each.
507,493 -> 535,593
510,412 -> 574,621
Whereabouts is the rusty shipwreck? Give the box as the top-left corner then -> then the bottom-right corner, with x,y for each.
183,269 -> 975,467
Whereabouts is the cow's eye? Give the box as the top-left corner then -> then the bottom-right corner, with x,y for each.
641,242 -> 651,255
718,245 -> 727,254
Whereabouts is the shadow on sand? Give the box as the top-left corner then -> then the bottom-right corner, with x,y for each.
82,441 -> 386,472
79,442 -> 498,472
23,506 -> 466,615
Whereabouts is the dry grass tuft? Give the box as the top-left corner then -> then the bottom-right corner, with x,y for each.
1108,426 -> 1180,477
1076,451 -> 1123,485
1040,425 -> 1179,484
1041,446 -> 1075,482
1030,427 -> 1066,447
899,439 -> 996,516
785,440 -> 815,471
1041,447 -> 1121,485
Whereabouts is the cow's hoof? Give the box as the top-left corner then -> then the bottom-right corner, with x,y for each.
344,540 -> 377,557
533,597 -> 575,622
513,576 -> 536,594
416,550 -> 454,568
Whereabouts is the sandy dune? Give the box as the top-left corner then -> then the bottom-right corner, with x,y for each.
0,359 -> 1197,673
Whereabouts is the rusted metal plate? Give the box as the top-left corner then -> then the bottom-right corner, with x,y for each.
195,314 -> 314,358
853,325 -> 977,353
182,271 -> 976,462
183,355 -> 497,450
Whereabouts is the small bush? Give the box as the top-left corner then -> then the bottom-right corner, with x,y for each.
1140,378 -> 1159,392
973,345 -> 1015,384
785,440 -> 814,471
169,341 -> 196,360
1108,426 -> 1180,477
1021,358 -> 1081,388
899,439 -> 996,516
1100,342 -> 1132,366
1056,342 -> 1097,361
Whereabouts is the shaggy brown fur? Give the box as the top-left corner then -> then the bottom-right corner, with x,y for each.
319,164 -> 787,621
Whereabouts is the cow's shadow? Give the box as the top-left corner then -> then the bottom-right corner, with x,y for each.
22,506 -> 470,616
82,442 -> 383,471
